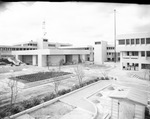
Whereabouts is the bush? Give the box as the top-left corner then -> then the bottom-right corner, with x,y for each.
32,97 -> 43,106
11,104 -> 24,114
71,84 -> 80,91
105,77 -> 109,80
58,89 -> 71,96
21,100 -> 34,109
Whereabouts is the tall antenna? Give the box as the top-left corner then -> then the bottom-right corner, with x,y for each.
114,9 -> 116,63
42,20 -> 47,38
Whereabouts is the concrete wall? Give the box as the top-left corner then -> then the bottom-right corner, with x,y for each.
48,55 -> 65,66
94,41 -> 107,65
72,55 -> 79,63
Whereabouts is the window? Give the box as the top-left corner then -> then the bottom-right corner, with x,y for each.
136,38 -> 139,44
146,38 -> 150,44
48,44 -> 55,47
141,38 -> 145,44
118,39 -> 125,45
43,39 -> 48,42
132,51 -> 138,56
141,64 -> 150,69
131,39 -> 134,45
141,51 -> 145,57
126,39 -> 130,45
146,51 -> 150,57
95,42 -> 101,45
127,52 -> 129,56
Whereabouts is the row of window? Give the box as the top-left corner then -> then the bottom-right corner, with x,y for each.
118,37 -> 150,45
0,47 -> 37,51
107,52 -> 120,56
124,51 -> 150,57
107,47 -> 115,50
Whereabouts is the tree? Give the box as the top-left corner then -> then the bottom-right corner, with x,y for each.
74,65 -> 84,87
6,77 -> 19,109
58,59 -> 64,72
52,77 -> 61,96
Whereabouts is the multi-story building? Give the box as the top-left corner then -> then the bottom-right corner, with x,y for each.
0,38 -> 93,67
94,41 -> 120,65
116,32 -> 150,71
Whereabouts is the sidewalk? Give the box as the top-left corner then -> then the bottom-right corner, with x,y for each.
60,80 -> 112,113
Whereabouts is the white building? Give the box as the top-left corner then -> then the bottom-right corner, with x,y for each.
3,38 -> 93,67
94,41 -> 120,65
116,32 -> 150,71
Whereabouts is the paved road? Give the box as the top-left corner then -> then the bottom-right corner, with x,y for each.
60,80 -> 112,114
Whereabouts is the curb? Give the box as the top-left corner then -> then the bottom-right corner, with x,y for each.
9,79 -> 105,119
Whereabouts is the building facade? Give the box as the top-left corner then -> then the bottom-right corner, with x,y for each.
116,33 -> 150,71
0,38 -> 93,67
94,41 -> 120,65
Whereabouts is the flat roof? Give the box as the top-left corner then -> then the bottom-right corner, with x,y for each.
109,88 -> 148,106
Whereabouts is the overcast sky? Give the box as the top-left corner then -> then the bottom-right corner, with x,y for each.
0,2 -> 150,46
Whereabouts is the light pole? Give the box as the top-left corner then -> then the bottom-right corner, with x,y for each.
114,9 -> 116,65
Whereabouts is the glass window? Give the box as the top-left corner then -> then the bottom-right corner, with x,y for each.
141,38 -> 145,44
132,51 -> 138,56
127,52 -> 129,56
136,38 -> 139,44
118,39 -> 125,45
146,51 -> 150,57
141,51 -> 145,57
146,38 -> 150,44
126,39 -> 130,45
95,42 -> 101,45
141,64 -> 150,69
131,39 -> 134,44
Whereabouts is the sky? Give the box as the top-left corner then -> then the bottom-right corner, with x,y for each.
0,2 -> 150,46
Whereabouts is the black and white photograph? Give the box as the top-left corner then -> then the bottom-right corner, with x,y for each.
0,2 -> 150,119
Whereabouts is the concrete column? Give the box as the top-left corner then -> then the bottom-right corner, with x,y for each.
120,52 -> 123,70
32,55 -> 37,66
38,54 -> 42,67
15,55 -> 19,60
139,63 -> 141,71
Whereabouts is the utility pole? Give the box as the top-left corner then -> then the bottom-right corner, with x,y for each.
114,9 -> 116,64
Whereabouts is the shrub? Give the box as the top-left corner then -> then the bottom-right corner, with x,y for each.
101,77 -> 105,80
32,97 -> 43,106
105,77 -> 109,80
11,104 -> 25,114
71,84 -> 80,91
21,100 -> 34,109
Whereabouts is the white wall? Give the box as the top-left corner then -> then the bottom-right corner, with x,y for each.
94,41 -> 107,65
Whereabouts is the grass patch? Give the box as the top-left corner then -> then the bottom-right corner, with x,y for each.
12,71 -> 71,82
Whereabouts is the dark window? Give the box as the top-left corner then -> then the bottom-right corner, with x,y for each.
132,51 -> 138,56
118,40 -> 125,45
141,38 -> 145,44
127,52 -> 129,56
141,64 -> 150,69
95,42 -> 101,45
146,38 -> 150,44
136,39 -> 139,44
131,39 -> 134,44
43,39 -> 48,42
146,51 -> 150,57
48,44 -> 55,47
126,39 -> 130,45
141,51 -> 145,57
